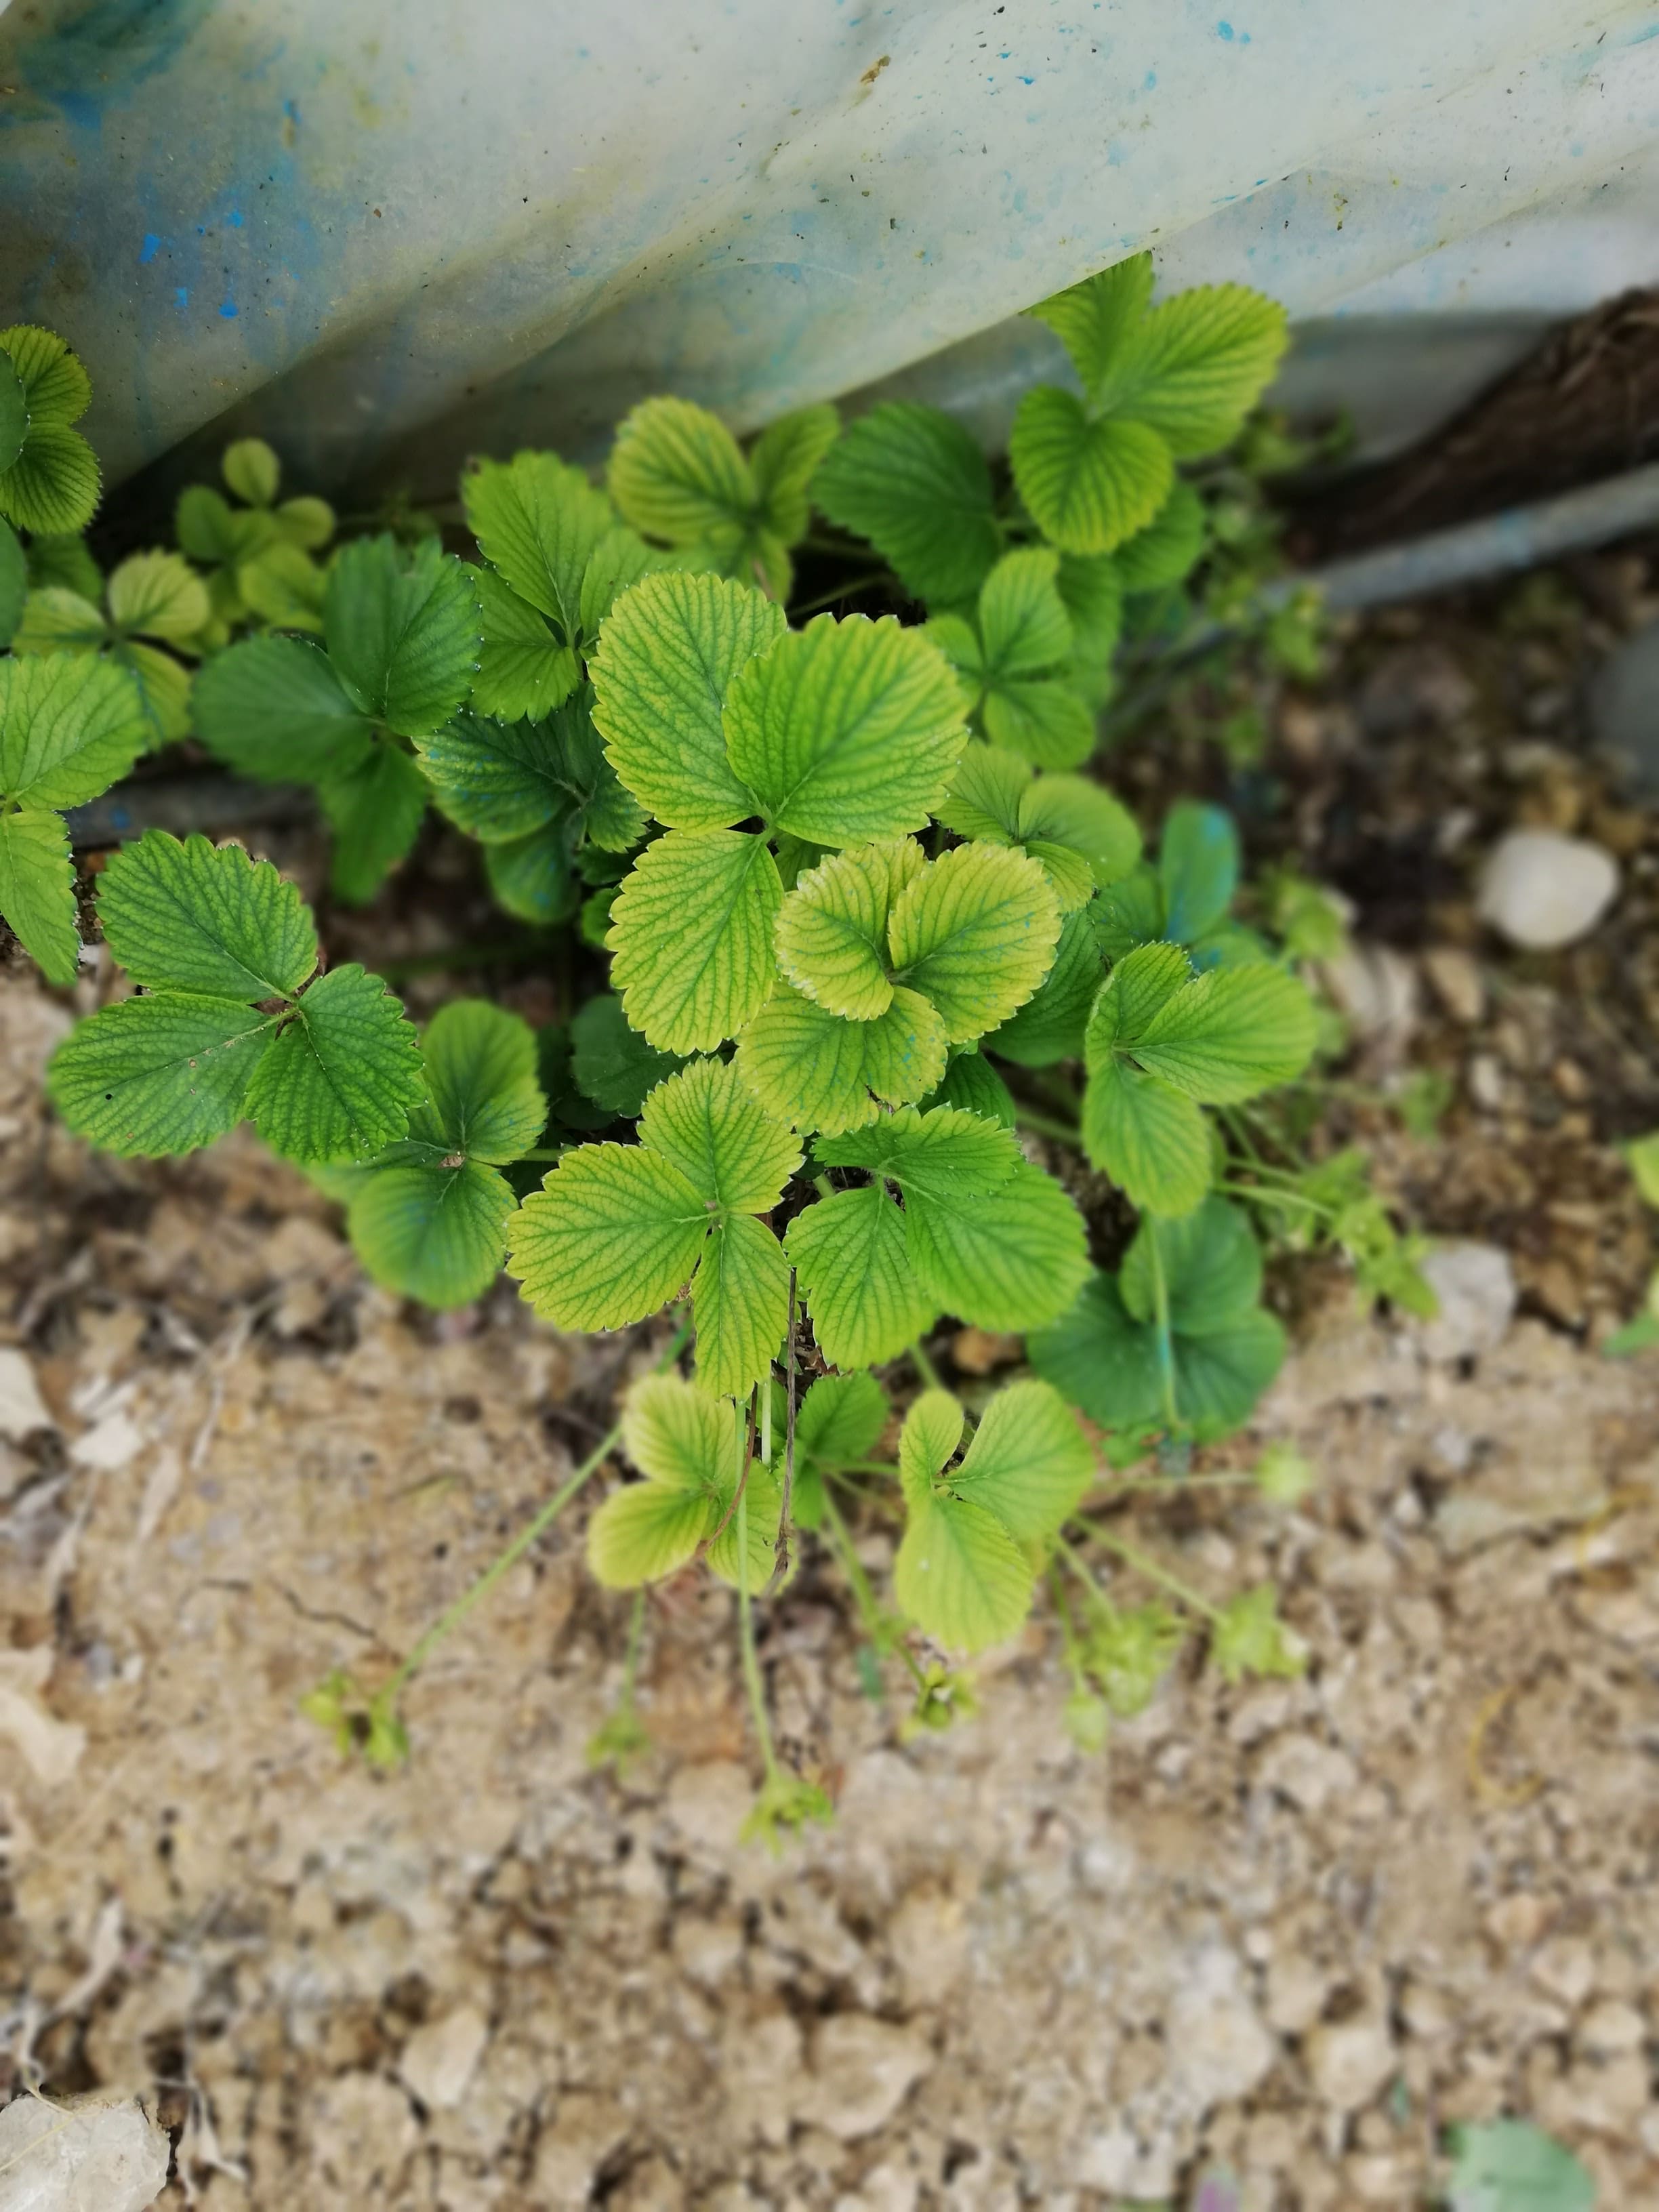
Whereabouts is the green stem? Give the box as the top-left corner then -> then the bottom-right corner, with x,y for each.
518,1145 -> 569,1164
1218,1179 -> 1336,1219
792,570 -> 892,615
1015,1107 -> 1083,1147
735,1479 -> 781,1786
1067,1519 -> 1223,1622
1146,1229 -> 1181,1436
381,1322 -> 690,1709
821,1490 -> 926,1687
908,1338 -> 946,1393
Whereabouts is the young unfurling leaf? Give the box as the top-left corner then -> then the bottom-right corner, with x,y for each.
928,551 -> 1097,769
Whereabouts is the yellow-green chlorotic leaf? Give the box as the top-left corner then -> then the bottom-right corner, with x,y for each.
508,1144 -> 709,1330
888,841 -> 1062,1042
607,829 -> 783,1054
773,836 -> 926,1020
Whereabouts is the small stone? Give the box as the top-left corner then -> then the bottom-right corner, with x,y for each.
804,2015 -> 933,2141
533,2091 -> 629,2202
0,2090 -> 171,2212
1467,1053 -> 1506,1111
1577,2000 -> 1645,2056
70,1410 -> 146,1472
1304,2016 -> 1396,2112
399,2003 -> 489,2111
1256,1732 -> 1359,1815
1421,946 -> 1485,1024
1476,830 -> 1618,951
1563,2053 -> 1650,2134
1318,945 -> 1418,1046
1530,1937 -> 1596,2009
1484,1893 -> 1547,1948
1400,1980 -> 1454,2039
1416,1242 -> 1517,1363
665,1760 -> 753,1853
887,1886 -> 969,2009
0,1346 -> 54,1441
1347,2152 -> 1411,2203
1243,2112 -> 1299,2170
1265,1953 -> 1331,2037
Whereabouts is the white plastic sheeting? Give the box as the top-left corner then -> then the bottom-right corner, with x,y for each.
0,1 -> 1655,497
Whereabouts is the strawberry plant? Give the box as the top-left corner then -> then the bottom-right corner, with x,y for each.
3,255 -> 1431,1835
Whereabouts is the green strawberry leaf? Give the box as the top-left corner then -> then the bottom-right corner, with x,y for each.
0,327 -> 100,535
815,1103 -> 1019,1204
735,981 -> 945,1135
1054,551 -> 1124,660
895,1487 -> 1032,1654
813,402 -> 1002,605
0,806 -> 78,984
608,396 -> 754,551
977,548 -> 1072,676
723,612 -> 968,846
221,438 -> 281,508
749,404 -> 840,546
1114,477 -> 1206,593
323,536 -> 481,739
589,1479 -> 715,1589
1160,800 -> 1238,943
461,450 -> 612,634
0,352 -> 25,475
508,1142 -> 708,1330
570,994 -> 686,1119
577,525 -> 676,646
946,1378 -> 1092,1540
469,566 -> 579,722
106,550 -> 210,644
985,904 -> 1103,1067
319,744 -> 430,905
785,1182 -> 936,1371
0,519 -> 28,649
1027,253 -> 1155,398
0,651 -> 150,808
774,836 -> 926,1020
1009,387 -> 1172,555
1105,284 -> 1288,457
47,994 -> 277,1154
191,634 -> 376,783
607,828 -> 783,1054
638,1054 -> 801,1212
483,821 -> 579,924
346,1158 -> 515,1309
887,841 -> 1062,1042
920,1049 -> 1016,1128
1081,1054 -> 1214,1216
898,1389 -> 966,1490
94,831 -> 317,998
417,998 -> 546,1163
694,1210 -> 791,1397
903,1157 -> 1090,1331
590,569 -> 783,830
1129,962 -> 1318,1103
981,675 -> 1097,769
242,964 -> 425,1164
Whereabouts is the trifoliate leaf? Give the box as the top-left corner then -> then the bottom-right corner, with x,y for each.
96,830 -> 317,998
1009,387 -> 1173,555
774,837 -> 926,1020
981,675 -> 1097,769
949,1378 -> 1092,1540
895,1488 -> 1031,1654
106,550 -> 211,643
469,566 -> 579,721
0,807 -> 78,984
815,1103 -> 1019,1204
735,981 -> 946,1136
461,450 -> 611,632
0,520 -> 26,649
0,327 -> 100,535
638,1055 -> 801,1212
903,1158 -> 1090,1331
695,1212 -> 790,1397
192,634 -> 375,783
813,402 -> 1003,605
898,1390 -> 966,1492
986,905 -> 1102,1066
1160,800 -> 1238,943
607,828 -> 783,1053
1091,938 -> 1193,1041
590,569 -> 783,830
1054,552 -> 1124,659
0,651 -> 149,808
323,536 -> 480,739
569,994 -> 685,1119
319,744 -> 430,905
1114,476 -> 1206,592
232,540 -> 327,632
978,548 -> 1072,676
1445,2120 -> 1594,2212
1017,775 -> 1141,893
1109,285 -> 1289,457
921,1050 -> 1016,1128
347,1158 -> 514,1309
608,396 -> 754,550
588,1480 -> 714,1589
1027,254 -> 1155,398
748,403 -> 840,544
724,613 -> 967,846
242,964 -> 424,1164
222,438 -> 281,508
419,998 -> 545,1162
888,842 -> 1061,1042
1210,1584 -> 1304,1684
508,1144 -> 708,1329
1081,1056 -> 1212,1216
483,821 -> 579,924
47,994 -> 276,1154
785,1183 -> 935,1370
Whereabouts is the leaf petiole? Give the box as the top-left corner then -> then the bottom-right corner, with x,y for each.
1064,1520 -> 1223,1624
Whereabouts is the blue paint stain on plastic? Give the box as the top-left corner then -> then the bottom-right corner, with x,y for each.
1218,20 -> 1234,37
227,207 -> 243,226
140,232 -> 161,262
1019,75 -> 1033,85
219,299 -> 238,319
1143,69 -> 1158,89
174,287 -> 188,307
